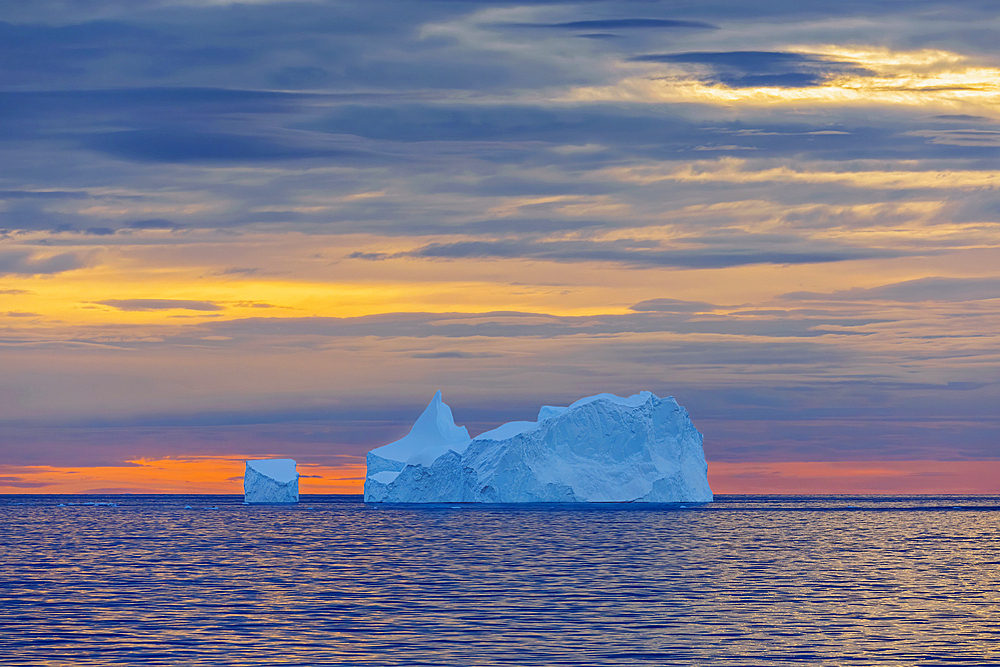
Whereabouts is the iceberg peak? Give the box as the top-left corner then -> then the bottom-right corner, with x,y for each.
366,391 -> 471,477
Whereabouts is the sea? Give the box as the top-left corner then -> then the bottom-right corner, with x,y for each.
2,494 -> 998,666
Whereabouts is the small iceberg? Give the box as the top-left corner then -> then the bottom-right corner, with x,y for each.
244,458 -> 299,503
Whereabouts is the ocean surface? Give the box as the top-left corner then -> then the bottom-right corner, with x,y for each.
2,495 -> 998,666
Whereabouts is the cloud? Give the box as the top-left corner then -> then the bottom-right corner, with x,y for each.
96,299 -> 224,311
783,277 -> 1000,303
347,251 -> 390,261
228,300 -> 279,309
410,350 -> 502,359
130,219 -> 180,230
217,267 -> 260,276
500,18 -> 718,30
0,476 -> 50,488
931,114 -> 993,122
199,309 -> 885,341
394,238 -> 911,269
83,129 -> 362,164
906,129 -> 1000,147
3,0 -> 1000,475
629,298 -> 717,313
630,51 -> 873,88
0,249 -> 91,275
0,20 -> 166,85
269,66 -> 334,89
0,190 -> 88,200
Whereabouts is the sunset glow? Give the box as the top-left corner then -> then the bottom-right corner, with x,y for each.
0,459 -> 366,495
2,0 -> 997,495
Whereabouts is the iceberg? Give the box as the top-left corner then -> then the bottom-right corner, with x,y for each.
364,391 -> 712,503
244,458 -> 299,503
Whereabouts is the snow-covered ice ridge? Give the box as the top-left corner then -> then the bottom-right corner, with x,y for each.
244,459 -> 299,503
365,391 -> 712,503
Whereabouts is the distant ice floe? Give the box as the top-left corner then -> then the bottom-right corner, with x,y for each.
365,390 -> 712,503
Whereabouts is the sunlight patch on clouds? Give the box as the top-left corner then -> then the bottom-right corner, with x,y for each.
823,221 -> 1000,249
486,194 -> 630,219
567,46 -> 1000,113
1,264 -> 626,328
75,202 -> 223,218
904,129 -> 1000,147
600,158 -> 1000,190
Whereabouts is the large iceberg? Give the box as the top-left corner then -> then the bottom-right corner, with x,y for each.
244,459 -> 299,503
364,391 -> 712,503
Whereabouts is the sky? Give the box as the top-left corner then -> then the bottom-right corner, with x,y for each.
1,0 -> 998,494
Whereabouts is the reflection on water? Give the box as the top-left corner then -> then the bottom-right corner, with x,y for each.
3,495 -> 999,665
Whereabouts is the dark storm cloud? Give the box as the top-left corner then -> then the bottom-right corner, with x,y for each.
97,299 -> 223,312
0,249 -> 90,275
631,51 -> 873,88
783,277 -> 1000,302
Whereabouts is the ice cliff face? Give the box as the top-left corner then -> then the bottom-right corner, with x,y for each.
364,391 -> 712,503
244,459 -> 299,503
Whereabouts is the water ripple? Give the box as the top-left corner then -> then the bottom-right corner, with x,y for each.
2,495 -> 998,665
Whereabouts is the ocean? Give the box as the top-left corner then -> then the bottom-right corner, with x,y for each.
2,495 -> 998,665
